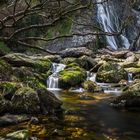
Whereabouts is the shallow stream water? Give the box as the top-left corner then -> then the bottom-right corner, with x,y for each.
0,91 -> 140,140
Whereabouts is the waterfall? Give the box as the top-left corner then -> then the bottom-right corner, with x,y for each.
87,72 -> 96,82
96,0 -> 130,50
128,72 -> 133,83
47,63 -> 65,90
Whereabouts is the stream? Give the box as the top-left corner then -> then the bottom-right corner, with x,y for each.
1,90 -> 140,140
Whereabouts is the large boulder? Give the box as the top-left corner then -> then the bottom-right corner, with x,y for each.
60,47 -> 94,58
78,55 -> 97,70
61,56 -> 97,70
96,62 -> 128,83
0,82 -> 62,114
59,63 -> 86,89
1,53 -> 52,73
44,55 -> 62,63
60,57 -> 78,65
11,87 -> 41,114
0,114 -> 29,127
0,53 -> 62,115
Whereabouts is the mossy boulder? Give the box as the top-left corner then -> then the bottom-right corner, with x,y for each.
2,53 -> 52,73
111,79 -> 140,108
11,87 -> 62,114
60,47 -> 94,58
60,57 -> 78,65
0,82 -> 62,114
82,80 -> 102,93
44,55 -> 62,63
11,87 -> 41,114
96,62 -> 128,83
125,67 -> 140,75
0,53 -> 62,115
61,56 -> 97,70
59,63 -> 86,89
77,55 -> 97,70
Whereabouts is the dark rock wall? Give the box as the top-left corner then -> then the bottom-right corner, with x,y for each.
44,0 -> 140,51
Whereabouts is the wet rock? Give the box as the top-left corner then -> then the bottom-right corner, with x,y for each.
44,55 -> 62,63
61,56 -> 97,70
96,62 -> 128,83
0,114 -> 29,127
37,89 -> 62,114
6,130 -> 29,140
0,53 -> 62,115
90,61 -> 104,72
2,53 -> 52,73
82,80 -> 102,93
30,117 -> 39,124
60,47 -> 94,58
52,129 -> 65,136
125,52 -> 138,63
11,87 -> 41,114
0,86 -> 62,115
119,80 -> 128,86
60,57 -> 78,65
99,49 -> 129,59
78,55 -> 97,70
59,63 -> 86,89
111,79 -> 140,108
125,67 -> 140,75
79,94 -> 95,100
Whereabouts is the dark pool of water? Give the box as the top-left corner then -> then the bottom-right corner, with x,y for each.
0,91 -> 140,140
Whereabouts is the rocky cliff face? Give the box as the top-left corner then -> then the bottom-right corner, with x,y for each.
115,0 -> 140,50
44,5 -> 97,52
44,0 -> 140,51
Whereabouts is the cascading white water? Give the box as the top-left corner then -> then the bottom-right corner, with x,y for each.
87,71 -> 96,82
86,71 -> 122,95
96,0 -> 130,50
128,72 -> 133,83
47,63 -> 65,90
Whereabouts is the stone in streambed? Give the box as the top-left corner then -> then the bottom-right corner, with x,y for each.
111,79 -> 140,108
82,80 -> 102,93
60,47 -> 94,58
59,63 -> 86,89
6,130 -> 29,140
0,114 -> 29,127
0,85 -> 62,114
96,62 -> 128,83
61,55 -> 97,70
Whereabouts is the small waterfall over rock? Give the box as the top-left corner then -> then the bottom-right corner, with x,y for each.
96,0 -> 130,50
128,72 -> 133,83
47,63 -> 65,90
87,71 -> 122,95
87,72 -> 96,82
